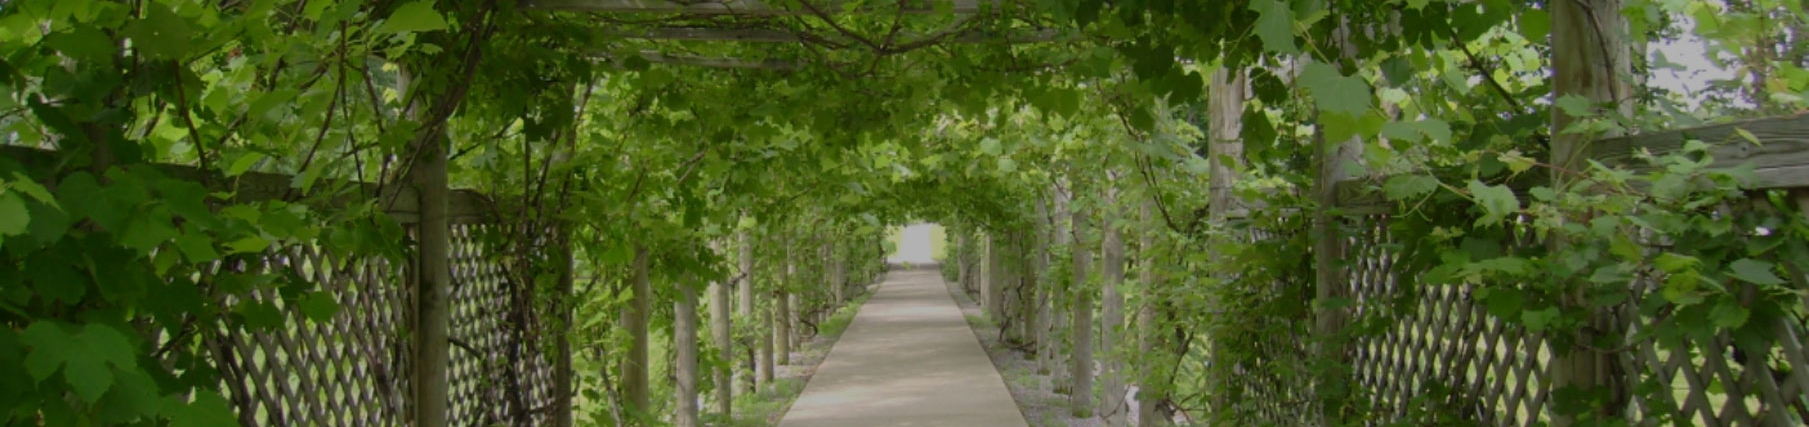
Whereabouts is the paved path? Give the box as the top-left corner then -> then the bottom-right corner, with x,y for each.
777,268 -> 1029,427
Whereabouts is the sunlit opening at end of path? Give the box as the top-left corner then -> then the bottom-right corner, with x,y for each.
886,223 -> 942,265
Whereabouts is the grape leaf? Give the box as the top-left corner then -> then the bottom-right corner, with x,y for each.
1467,180 -> 1519,226
1298,62 -> 1372,116
298,292 -> 341,323
166,392 -> 239,427
0,192 -> 27,236
1728,258 -> 1785,286
376,1 -> 449,35
1383,175 -> 1439,201
1710,298 -> 1750,328
1248,0 -> 1299,54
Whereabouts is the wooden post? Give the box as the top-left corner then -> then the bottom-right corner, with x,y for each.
1070,185 -> 1096,417
402,67 -> 453,427
1035,194 -> 1056,375
622,246 -> 651,414
1206,67 -> 1247,422
1100,184 -> 1127,423
1550,1 -> 1632,424
758,297 -> 775,386
1137,199 -> 1168,427
776,251 -> 792,366
674,274 -> 700,427
829,238 -> 845,305
1013,231 -> 1032,344
991,233 -> 1005,320
708,273 -> 733,418
1051,184 -> 1073,391
553,230 -> 576,427
957,230 -> 971,290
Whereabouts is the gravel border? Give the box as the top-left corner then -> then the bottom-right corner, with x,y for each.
943,278 -> 1108,427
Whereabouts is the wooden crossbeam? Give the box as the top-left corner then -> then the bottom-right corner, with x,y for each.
523,0 -> 997,15
594,50 -> 800,70
612,27 -> 1067,43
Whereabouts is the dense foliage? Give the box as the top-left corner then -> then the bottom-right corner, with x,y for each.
2,0 -> 1807,425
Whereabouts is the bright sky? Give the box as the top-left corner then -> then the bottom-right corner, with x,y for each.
888,223 -> 937,264
1646,21 -> 1736,106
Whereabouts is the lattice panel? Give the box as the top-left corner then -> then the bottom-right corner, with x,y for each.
1341,214 -> 1554,427
1221,225 -> 1316,426
1621,280 -> 1809,426
201,219 -> 560,426
446,223 -> 558,426
211,246 -> 413,426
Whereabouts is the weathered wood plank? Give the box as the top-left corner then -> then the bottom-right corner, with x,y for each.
1332,113 -> 1809,211
524,0 -> 997,15
1595,113 -> 1809,187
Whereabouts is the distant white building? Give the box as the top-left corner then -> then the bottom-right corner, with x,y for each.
887,223 -> 938,265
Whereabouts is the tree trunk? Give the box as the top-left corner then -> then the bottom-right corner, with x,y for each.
1069,191 -> 1095,417
1550,1 -> 1633,425
674,275 -> 700,427
1099,186 -> 1126,424
708,275 -> 733,418
622,246 -> 651,415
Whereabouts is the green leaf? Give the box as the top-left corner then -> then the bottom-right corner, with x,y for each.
1467,180 -> 1519,225
0,192 -> 27,236
1555,95 -> 1595,117
62,348 -> 111,403
9,172 -> 59,207
121,3 -> 192,60
996,158 -> 1017,174
1710,298 -> 1750,329
174,233 -> 220,263
166,392 -> 239,427
1383,174 -> 1439,201
21,321 -> 73,383
1734,128 -> 1761,146
1522,307 -> 1561,333
1482,287 -> 1523,319
1248,0 -> 1299,53
227,235 -> 272,254
298,292 -> 341,323
1380,57 -> 1414,86
1727,258 -> 1785,286
1299,62 -> 1372,116
376,1 -> 450,35
1518,9 -> 1550,40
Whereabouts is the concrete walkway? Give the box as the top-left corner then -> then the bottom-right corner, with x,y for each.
777,268 -> 1029,427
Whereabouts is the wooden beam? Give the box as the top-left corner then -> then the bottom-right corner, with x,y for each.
593,50 -> 799,70
0,145 -> 493,222
524,0 -> 998,15
1593,113 -> 1809,188
610,27 -> 1067,44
